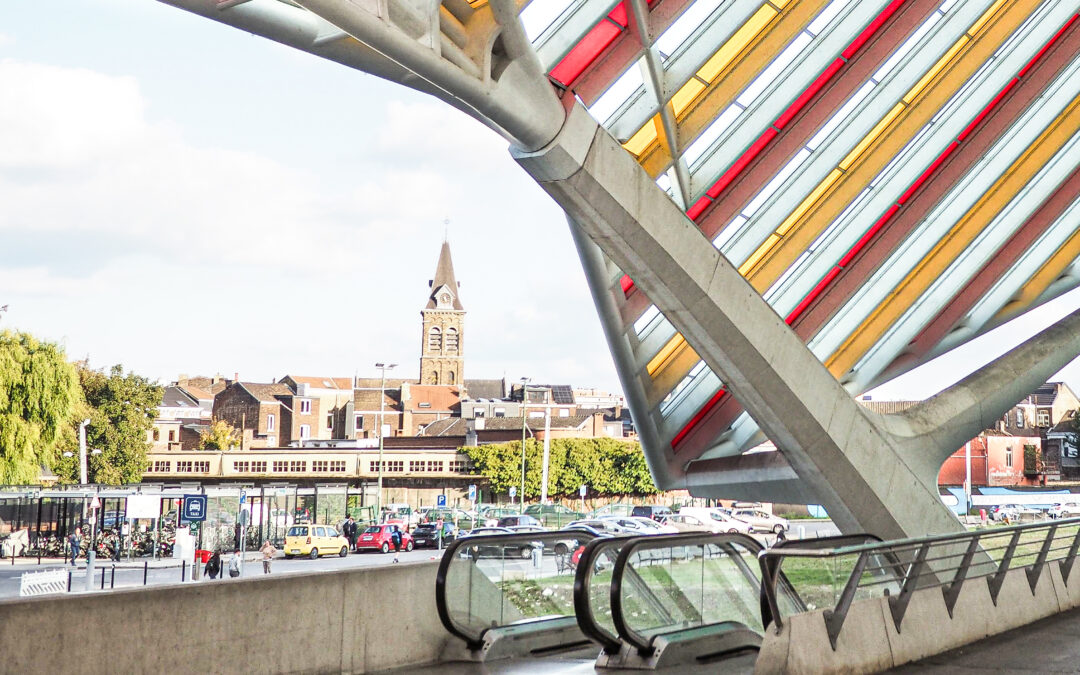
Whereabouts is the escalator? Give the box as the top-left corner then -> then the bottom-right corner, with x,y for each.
434,528 -> 850,671
435,529 -> 602,663
573,531 -> 806,670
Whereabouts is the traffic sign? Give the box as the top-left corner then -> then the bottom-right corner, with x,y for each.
579,484 -> 587,498
239,489 -> 247,504
182,495 -> 208,522
90,496 -> 100,510
509,486 -> 517,498
436,494 -> 447,508
468,484 -> 477,502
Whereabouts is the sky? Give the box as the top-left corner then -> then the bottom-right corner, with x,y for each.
3,0 -> 1080,403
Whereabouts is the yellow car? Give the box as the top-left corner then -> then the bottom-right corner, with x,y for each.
284,524 -> 349,559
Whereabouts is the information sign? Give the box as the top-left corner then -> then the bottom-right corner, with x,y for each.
181,494 -> 208,522
436,494 -> 447,508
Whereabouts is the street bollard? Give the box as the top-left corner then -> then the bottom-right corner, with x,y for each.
110,565 -> 116,589
181,560 -> 187,582
799,525 -> 805,540
100,567 -> 105,590
143,560 -> 149,586
67,571 -> 72,592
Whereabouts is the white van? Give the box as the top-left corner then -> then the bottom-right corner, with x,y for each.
676,507 -> 752,534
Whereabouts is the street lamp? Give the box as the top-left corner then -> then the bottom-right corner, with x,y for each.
61,419 -> 96,484
520,377 -> 530,514
375,362 -> 397,522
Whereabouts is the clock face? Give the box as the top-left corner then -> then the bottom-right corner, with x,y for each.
439,293 -> 451,305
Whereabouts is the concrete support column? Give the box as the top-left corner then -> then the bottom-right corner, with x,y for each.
513,103 -> 961,539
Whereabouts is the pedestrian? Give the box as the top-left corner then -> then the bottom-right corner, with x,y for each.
259,539 -> 276,574
228,552 -> 241,578
391,525 -> 403,563
205,551 -> 221,580
344,516 -> 357,550
68,527 -> 82,566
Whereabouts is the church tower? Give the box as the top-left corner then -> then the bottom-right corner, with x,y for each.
420,241 -> 464,386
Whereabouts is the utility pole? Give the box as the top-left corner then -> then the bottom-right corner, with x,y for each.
78,419 -> 90,485
540,406 -> 552,505
375,362 -> 397,523
519,377 -> 530,514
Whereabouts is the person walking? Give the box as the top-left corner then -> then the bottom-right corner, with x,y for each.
391,525 -> 403,563
205,551 -> 221,580
344,516 -> 357,550
259,539 -> 276,574
228,551 -> 241,578
68,527 -> 82,566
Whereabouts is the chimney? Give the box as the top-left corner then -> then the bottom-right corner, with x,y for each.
234,372 -> 239,382
465,419 -> 478,447
401,381 -> 411,402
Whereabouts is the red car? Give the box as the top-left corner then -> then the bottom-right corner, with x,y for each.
355,524 -> 414,554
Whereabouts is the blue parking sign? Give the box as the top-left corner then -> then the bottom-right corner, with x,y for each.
182,495 -> 207,522
468,484 -> 477,502
436,494 -> 447,507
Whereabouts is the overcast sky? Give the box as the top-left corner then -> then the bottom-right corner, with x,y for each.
3,0 -> 1080,403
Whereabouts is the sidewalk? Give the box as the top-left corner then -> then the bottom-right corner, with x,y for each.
3,550 -> 265,570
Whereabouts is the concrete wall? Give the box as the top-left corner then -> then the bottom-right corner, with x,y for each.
756,558 -> 1080,673
0,560 -> 449,674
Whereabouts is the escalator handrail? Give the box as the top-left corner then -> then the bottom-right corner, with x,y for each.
572,534 -> 639,653
435,530 -> 598,648
609,531 -> 765,653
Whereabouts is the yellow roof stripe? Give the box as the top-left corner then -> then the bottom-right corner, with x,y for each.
743,0 -> 1033,292
826,92 -> 1080,377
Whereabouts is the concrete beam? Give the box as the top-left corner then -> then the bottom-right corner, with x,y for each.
514,102 -> 961,539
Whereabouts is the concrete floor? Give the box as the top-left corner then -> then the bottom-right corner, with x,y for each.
890,603 -> 1080,673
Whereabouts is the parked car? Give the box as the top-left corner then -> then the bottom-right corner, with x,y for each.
1049,503 -> 1080,520
496,514 -> 543,528
524,504 -> 585,526
424,508 -> 476,530
631,505 -> 673,522
597,515 -> 677,534
410,522 -> 456,548
991,504 -> 1040,522
661,512 -> 751,534
676,507 -> 753,534
586,503 -> 635,519
355,524 -> 414,553
481,507 -> 521,527
564,519 -> 631,534
457,527 -> 539,559
731,508 -> 789,534
284,524 -> 349,559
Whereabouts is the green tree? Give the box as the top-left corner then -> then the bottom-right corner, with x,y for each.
0,331 -> 80,483
200,419 -> 241,450
59,364 -> 162,485
462,438 -> 658,499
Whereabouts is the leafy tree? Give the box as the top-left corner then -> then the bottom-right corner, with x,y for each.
57,364 -> 162,485
462,438 -> 658,499
200,419 -> 241,450
0,331 -> 80,483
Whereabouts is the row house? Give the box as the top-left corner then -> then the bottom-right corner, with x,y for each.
212,381 -> 320,448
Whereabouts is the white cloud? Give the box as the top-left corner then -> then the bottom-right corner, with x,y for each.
0,58 -> 622,393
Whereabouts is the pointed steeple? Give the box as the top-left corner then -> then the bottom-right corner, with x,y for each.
426,241 -> 463,310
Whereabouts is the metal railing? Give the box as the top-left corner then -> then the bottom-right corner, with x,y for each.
759,518 -> 1080,649
435,529 -> 599,649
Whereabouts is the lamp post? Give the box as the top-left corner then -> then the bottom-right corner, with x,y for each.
519,377 -> 530,514
62,419 -> 99,486
78,419 -> 90,484
375,362 -> 397,523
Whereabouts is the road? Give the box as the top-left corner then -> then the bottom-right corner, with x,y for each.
0,520 -> 838,600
